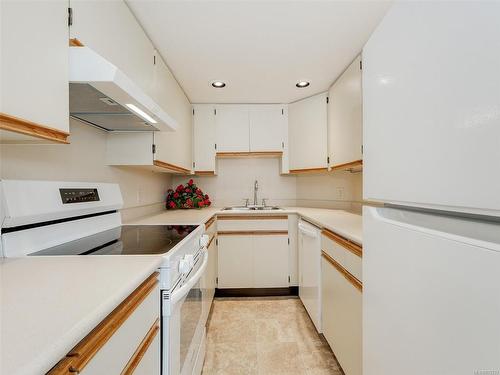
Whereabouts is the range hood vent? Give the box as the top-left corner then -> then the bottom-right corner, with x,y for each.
69,46 -> 178,132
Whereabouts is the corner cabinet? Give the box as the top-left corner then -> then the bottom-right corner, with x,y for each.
327,56 -> 363,171
0,0 -> 70,144
49,274 -> 160,375
288,92 -> 328,173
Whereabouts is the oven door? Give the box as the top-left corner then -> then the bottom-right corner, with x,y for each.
162,249 -> 208,375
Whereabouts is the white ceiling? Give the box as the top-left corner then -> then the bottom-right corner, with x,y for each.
127,0 -> 392,104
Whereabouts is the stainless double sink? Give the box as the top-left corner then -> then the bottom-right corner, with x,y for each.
222,206 -> 282,211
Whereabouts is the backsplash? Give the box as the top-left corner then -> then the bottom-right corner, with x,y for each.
296,172 -> 363,213
0,120 -> 172,218
173,158 -> 297,208
173,158 -> 362,212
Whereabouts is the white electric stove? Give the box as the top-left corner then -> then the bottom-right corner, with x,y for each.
0,180 -> 208,375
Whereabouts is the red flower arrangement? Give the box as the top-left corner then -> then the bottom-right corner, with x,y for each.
166,179 -> 211,210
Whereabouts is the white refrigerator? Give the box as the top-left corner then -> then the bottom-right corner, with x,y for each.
363,2 -> 500,375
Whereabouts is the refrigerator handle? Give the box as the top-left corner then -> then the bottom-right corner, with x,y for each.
369,206 -> 500,250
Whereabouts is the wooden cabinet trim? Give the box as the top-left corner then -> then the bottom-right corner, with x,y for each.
48,273 -> 159,374
194,170 -> 216,176
153,160 -> 191,174
322,229 -> 362,258
205,215 -> 216,230
322,251 -> 362,292
330,159 -> 363,172
120,318 -> 159,375
216,151 -> 283,159
218,230 -> 288,236
0,113 -> 70,144
288,167 -> 328,174
208,234 -> 216,248
218,215 -> 288,221
69,38 -> 84,47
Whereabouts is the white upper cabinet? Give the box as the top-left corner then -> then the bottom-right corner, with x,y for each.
288,92 -> 328,171
74,0 -> 193,172
328,56 -> 363,168
215,105 -> 250,152
151,54 -> 193,171
249,105 -> 287,152
193,105 -> 216,172
0,0 -> 69,143
69,0 -> 155,98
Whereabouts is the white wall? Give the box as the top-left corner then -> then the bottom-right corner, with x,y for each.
0,120 -> 172,219
172,157 -> 363,212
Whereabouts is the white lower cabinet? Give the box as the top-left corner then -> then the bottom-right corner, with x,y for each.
253,235 -> 289,288
321,256 -> 362,375
321,230 -> 363,375
49,274 -> 160,375
217,235 -> 254,288
217,231 -> 289,289
130,332 -> 160,375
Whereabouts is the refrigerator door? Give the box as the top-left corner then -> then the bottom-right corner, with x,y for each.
363,206 -> 500,375
362,2 -> 500,216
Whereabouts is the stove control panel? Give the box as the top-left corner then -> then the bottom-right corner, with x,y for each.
59,188 -> 100,204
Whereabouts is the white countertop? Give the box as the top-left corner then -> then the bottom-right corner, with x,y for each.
1,255 -> 162,375
127,206 -> 362,245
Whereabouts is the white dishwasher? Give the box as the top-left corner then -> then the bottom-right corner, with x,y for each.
298,219 -> 322,332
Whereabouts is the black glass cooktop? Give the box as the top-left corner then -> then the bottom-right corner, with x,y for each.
30,225 -> 198,256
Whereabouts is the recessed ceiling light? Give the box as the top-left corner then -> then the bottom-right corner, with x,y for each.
211,81 -> 226,88
296,81 -> 310,88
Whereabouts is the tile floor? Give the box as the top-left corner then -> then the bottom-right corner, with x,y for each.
202,297 -> 343,375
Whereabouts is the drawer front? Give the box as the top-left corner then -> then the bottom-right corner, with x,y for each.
321,256 -> 362,375
81,284 -> 159,375
128,326 -> 160,375
49,274 -> 159,375
322,230 -> 362,281
217,215 -> 288,231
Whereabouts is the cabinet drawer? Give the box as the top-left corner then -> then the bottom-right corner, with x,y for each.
321,255 -> 362,375
322,229 -> 362,281
217,215 -> 288,231
124,322 -> 160,375
49,274 -> 159,375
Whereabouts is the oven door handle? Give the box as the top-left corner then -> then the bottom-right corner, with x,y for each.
170,250 -> 208,306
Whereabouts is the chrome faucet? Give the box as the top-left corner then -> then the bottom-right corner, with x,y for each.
253,180 -> 258,206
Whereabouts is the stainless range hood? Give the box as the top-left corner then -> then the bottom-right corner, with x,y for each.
69,46 -> 178,132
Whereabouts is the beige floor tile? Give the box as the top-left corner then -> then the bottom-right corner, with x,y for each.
202,297 -> 342,375
204,341 -> 258,375
257,341 -> 306,375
